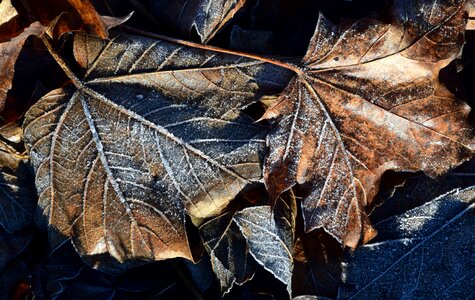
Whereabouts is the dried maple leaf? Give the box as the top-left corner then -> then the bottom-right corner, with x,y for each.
0,22 -> 45,112
23,32 -> 292,269
263,0 -> 475,248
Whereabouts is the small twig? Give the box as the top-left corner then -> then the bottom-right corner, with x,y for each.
121,25 -> 303,76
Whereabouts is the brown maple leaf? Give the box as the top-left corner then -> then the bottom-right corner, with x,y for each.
0,22 -> 45,112
23,31 -> 292,270
263,0 -> 475,248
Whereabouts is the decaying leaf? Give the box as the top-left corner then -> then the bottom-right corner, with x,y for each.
0,141 -> 36,233
341,186 -> 475,299
0,22 -> 45,112
65,0 -> 109,39
200,211 -> 256,294
234,194 -> 296,295
12,0 -> 124,40
263,0 -> 474,248
0,122 -> 23,144
149,0 -> 247,43
23,32 -> 292,269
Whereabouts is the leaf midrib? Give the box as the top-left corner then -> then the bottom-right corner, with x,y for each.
80,85 -> 255,183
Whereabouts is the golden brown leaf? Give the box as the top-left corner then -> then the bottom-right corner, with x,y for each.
263,0 -> 474,248
66,0 -> 108,38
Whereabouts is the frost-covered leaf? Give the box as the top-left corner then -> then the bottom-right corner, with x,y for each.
263,0 -> 474,247
149,0 -> 246,43
372,159 -> 475,224
234,195 -> 296,295
341,186 -> 475,299
0,141 -> 36,233
200,211 -> 256,294
23,32 -> 292,270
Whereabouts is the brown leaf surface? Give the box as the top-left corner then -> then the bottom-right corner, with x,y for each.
263,0 -> 474,248
15,0 -> 124,40
65,0 -> 108,38
23,32 -> 292,269
0,22 -> 45,112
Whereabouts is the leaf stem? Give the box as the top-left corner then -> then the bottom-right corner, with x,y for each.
121,26 -> 303,76
41,35 -> 84,89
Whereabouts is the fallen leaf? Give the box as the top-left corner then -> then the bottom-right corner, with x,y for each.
341,186 -> 475,299
0,22 -> 45,112
371,159 -> 475,224
65,0 -> 109,38
23,32 -> 292,269
149,0 -> 247,43
0,141 -> 36,233
12,0 -> 127,40
234,194 -> 296,295
184,258 -> 214,293
263,0 -> 474,248
200,211 -> 256,294
0,121 -> 24,144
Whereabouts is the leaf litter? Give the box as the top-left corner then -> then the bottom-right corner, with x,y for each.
0,0 -> 474,298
